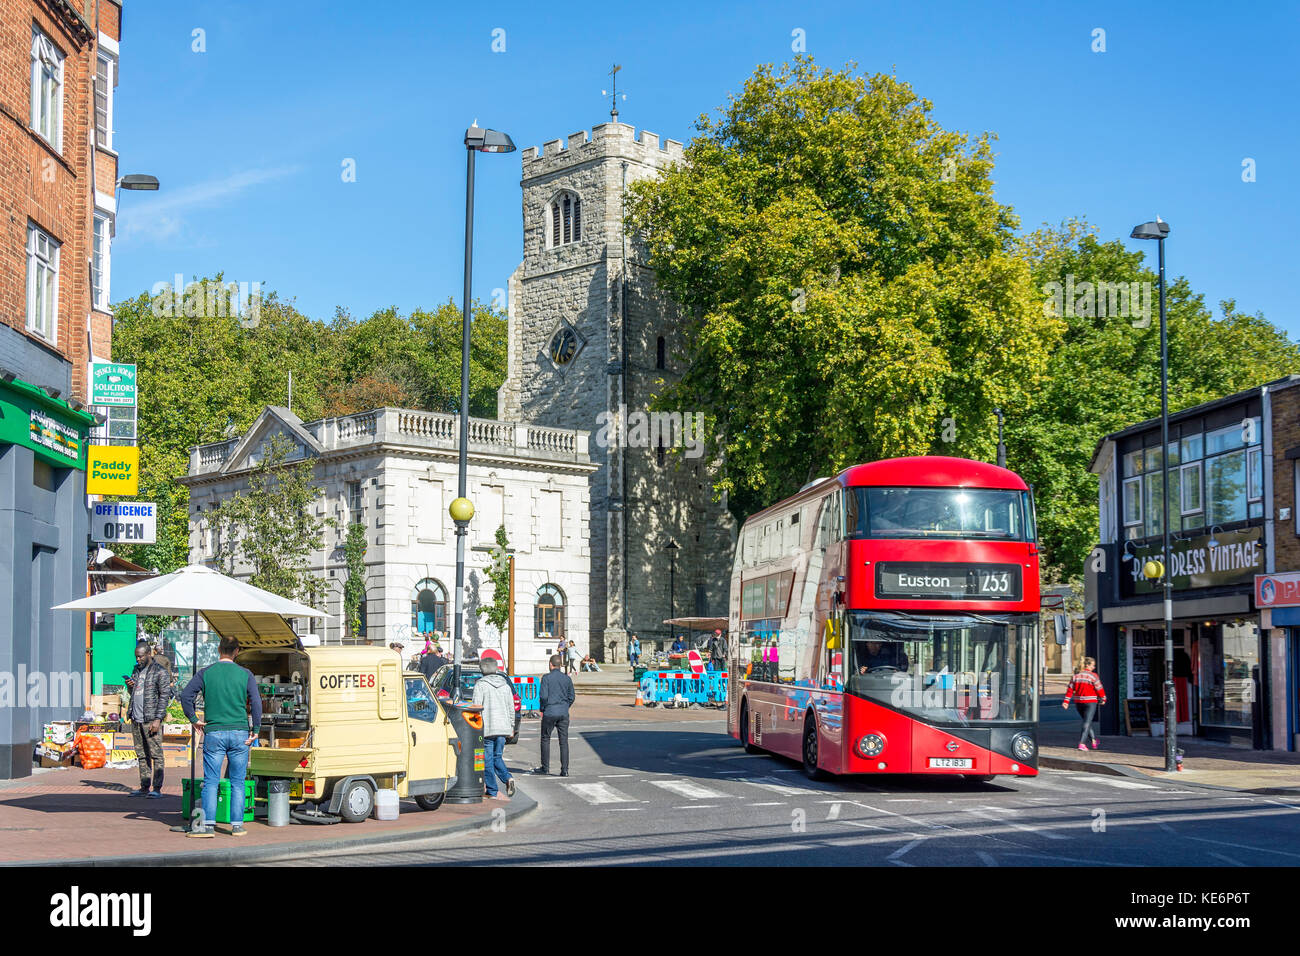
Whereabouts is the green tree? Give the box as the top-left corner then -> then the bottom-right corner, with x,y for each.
626,57 -> 1063,520
477,525 -> 512,634
342,522 -> 368,639
211,434 -> 328,604
1011,220 -> 1300,580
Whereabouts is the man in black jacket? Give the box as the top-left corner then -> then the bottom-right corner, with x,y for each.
125,641 -> 172,798
532,654 -> 575,777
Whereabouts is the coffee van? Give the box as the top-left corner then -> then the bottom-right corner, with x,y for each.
235,635 -> 458,822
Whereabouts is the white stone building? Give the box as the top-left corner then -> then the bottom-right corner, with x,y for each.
182,406 -> 596,673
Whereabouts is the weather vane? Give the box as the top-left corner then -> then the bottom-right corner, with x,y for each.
602,64 -> 626,122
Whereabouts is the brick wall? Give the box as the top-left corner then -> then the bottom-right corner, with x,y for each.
1271,383 -> 1300,572
0,0 -> 119,401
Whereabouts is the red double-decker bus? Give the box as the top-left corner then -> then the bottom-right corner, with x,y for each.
727,456 -> 1040,781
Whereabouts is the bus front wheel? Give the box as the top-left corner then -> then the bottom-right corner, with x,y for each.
802,714 -> 829,781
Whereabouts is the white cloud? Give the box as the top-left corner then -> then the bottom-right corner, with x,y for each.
116,165 -> 301,242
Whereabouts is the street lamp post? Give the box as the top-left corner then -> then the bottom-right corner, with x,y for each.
666,540 -> 678,646
450,124 -> 515,694
1131,217 -> 1176,773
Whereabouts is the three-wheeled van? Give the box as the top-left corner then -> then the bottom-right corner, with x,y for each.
235,634 -> 458,822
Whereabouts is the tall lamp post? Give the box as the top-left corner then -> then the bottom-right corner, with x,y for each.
665,540 -> 678,646
450,124 -> 515,693
1131,217 -> 1176,773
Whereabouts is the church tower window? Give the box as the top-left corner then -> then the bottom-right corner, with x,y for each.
547,192 -> 582,248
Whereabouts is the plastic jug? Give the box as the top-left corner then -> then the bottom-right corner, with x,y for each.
373,788 -> 400,820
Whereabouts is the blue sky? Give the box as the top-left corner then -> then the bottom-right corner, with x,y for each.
113,0 -> 1299,337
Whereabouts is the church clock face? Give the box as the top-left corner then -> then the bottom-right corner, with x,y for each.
549,327 -> 580,367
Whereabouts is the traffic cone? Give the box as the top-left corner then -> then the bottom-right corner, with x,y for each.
634,687 -> 644,707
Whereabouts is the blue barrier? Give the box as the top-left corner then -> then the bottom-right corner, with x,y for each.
509,675 -> 542,715
638,670 -> 727,707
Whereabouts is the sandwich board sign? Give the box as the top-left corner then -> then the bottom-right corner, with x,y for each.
90,363 -> 137,407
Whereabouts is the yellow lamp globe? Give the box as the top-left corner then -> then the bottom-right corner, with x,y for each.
449,496 -> 475,523
1142,559 -> 1164,580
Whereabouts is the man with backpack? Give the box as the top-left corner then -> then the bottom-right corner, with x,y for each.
472,657 -> 517,799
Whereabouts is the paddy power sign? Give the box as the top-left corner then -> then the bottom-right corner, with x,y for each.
86,445 -> 139,495
1123,526 -> 1263,596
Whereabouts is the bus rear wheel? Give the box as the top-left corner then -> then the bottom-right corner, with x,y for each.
802,714 -> 829,781
740,704 -> 761,754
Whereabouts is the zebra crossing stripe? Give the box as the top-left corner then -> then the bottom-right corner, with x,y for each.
562,782 -> 635,804
650,779 -> 731,800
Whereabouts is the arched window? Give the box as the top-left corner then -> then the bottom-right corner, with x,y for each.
656,336 -> 666,370
547,192 -> 581,248
535,583 -> 566,641
411,579 -> 448,636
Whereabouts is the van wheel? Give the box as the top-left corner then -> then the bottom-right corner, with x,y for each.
415,793 -> 445,811
337,781 -> 374,823
802,714 -> 829,781
740,704 -> 761,754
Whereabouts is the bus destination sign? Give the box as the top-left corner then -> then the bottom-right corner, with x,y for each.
875,562 -> 1022,601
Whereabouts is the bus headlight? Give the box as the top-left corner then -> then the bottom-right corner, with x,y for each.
857,733 -> 885,758
1011,733 -> 1035,761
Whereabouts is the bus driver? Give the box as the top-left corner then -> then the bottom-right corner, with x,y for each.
856,639 -> 909,674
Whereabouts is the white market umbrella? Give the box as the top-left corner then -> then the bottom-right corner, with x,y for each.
54,564 -> 325,824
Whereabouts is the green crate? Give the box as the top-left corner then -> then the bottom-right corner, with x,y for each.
632,666 -> 647,683
181,778 -> 255,824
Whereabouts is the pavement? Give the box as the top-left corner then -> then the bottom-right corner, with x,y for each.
1039,673 -> 1300,794
0,763 -> 535,866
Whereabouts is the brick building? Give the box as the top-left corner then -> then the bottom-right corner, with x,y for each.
1087,376 -> 1300,752
0,0 -> 123,777
497,119 -> 737,660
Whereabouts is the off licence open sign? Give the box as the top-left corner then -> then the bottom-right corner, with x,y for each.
876,562 -> 1022,601
92,501 -> 156,544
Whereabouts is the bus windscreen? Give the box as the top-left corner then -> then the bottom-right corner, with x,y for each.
847,486 -> 1032,540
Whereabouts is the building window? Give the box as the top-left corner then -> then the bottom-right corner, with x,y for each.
411,578 -> 448,637
94,51 -> 115,149
694,582 -> 708,616
30,28 -> 64,150
346,480 -> 363,525
656,336 -> 666,370
26,224 -> 59,341
92,213 -> 112,311
535,583 -> 565,642
547,192 -> 581,248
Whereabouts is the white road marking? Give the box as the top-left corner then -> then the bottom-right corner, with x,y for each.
888,835 -> 926,860
738,776 -> 823,797
748,802 -> 786,807
651,779 -> 732,800
964,807 -> 1068,840
599,773 -> 635,778
826,802 -> 842,820
672,805 -> 720,809
1075,775 -> 1159,790
562,782 -> 635,804
603,807 -> 642,812
1157,822 -> 1176,833
838,820 -> 890,831
886,799 -> 923,802
976,851 -> 998,867
1185,835 -> 1300,860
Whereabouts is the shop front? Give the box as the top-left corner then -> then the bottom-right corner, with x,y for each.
0,375 -> 95,778
1105,527 -> 1266,747
1254,571 -> 1300,751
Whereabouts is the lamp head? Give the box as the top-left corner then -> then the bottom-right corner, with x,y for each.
1130,219 -> 1170,241
118,174 -> 160,191
449,496 -> 475,524
464,125 -> 516,154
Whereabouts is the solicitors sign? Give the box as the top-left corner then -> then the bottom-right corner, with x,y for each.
1123,526 -> 1263,596
90,363 -> 137,407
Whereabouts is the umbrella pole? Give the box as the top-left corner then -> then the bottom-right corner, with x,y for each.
189,609 -> 197,830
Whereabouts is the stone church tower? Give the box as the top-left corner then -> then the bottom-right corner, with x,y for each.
498,120 -> 736,660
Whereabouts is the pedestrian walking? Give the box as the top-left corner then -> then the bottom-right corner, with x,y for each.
125,640 -> 172,798
565,640 -> 580,675
707,629 -> 728,672
532,654 -> 575,777
629,635 -> 641,668
1062,656 -> 1107,751
180,636 -> 261,837
472,657 -> 516,799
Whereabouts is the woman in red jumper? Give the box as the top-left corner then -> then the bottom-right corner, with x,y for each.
1062,657 -> 1107,751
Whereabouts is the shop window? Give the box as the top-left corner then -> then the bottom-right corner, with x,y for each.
1206,451 -> 1247,525
1198,621 -> 1258,729
411,579 -> 447,636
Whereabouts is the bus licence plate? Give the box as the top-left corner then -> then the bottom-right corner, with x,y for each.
928,757 -> 973,769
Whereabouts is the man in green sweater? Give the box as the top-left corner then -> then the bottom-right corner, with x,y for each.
179,636 -> 262,837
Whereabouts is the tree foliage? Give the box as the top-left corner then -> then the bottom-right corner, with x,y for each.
477,525 -> 512,634
1012,220 -> 1300,580
108,279 -> 507,576
210,434 -> 329,604
342,522 -> 368,639
626,58 -> 1064,520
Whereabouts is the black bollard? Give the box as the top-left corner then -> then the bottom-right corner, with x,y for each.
444,702 -> 485,804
